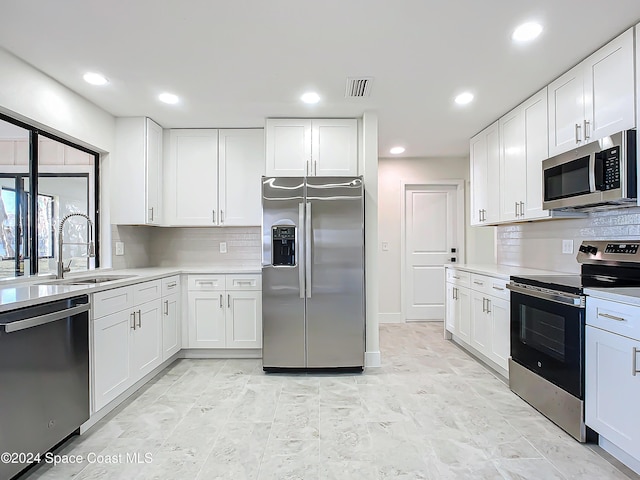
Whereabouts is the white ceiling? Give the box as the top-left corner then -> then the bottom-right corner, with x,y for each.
1,1 -> 640,158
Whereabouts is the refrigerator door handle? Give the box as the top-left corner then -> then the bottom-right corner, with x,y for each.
298,202 -> 305,299
306,201 -> 312,298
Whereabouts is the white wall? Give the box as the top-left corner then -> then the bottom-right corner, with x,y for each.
497,206 -> 640,273
378,156 -> 496,323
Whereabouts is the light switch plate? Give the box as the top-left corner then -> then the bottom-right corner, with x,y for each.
562,239 -> 573,254
115,241 -> 124,256
219,242 -> 227,254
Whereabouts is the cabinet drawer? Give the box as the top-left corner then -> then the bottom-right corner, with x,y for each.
587,297 -> 640,340
133,280 -> 162,304
226,274 -> 261,291
162,275 -> 181,296
446,269 -> 470,287
188,275 -> 226,291
470,274 -> 509,300
93,286 -> 134,319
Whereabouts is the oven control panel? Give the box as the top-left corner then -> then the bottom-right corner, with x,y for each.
604,243 -> 639,254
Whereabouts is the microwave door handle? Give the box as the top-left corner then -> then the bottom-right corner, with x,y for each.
594,151 -> 605,191
588,153 -> 597,193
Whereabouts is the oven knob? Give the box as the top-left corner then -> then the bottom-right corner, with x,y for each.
579,244 -> 598,255
537,361 -> 542,368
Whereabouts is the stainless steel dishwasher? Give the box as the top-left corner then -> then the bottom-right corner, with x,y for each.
0,295 -> 90,480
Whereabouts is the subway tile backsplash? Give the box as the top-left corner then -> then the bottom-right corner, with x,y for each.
496,206 -> 640,273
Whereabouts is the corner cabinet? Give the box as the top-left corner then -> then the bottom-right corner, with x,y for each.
112,117 -> 163,224
164,129 -> 264,226
548,28 -> 635,157
265,118 -> 358,176
470,122 -> 500,225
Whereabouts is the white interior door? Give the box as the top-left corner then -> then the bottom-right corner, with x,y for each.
404,184 -> 462,321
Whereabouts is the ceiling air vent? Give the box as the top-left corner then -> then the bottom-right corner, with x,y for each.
345,77 -> 373,98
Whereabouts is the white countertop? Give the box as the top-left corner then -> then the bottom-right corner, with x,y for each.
584,287 -> 640,306
447,263 -> 568,279
0,265 -> 261,313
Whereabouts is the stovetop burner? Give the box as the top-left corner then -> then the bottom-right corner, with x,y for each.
511,240 -> 640,295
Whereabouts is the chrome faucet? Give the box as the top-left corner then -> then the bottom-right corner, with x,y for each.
57,213 -> 95,279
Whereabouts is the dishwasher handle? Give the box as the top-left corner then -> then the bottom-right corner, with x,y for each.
1,304 -> 90,333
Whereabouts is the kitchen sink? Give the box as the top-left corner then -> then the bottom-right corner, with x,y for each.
41,274 -> 137,286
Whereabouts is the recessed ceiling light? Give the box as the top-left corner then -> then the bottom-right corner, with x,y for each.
390,146 -> 405,155
159,92 -> 179,105
301,92 -> 320,104
454,92 -> 474,105
83,72 -> 108,86
512,22 -> 543,42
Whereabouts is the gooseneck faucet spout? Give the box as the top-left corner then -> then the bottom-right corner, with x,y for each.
57,213 -> 95,279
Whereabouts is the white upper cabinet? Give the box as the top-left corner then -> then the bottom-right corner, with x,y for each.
548,28 -> 635,157
470,121 -> 499,225
112,117 -> 163,225
218,129 -> 265,226
165,129 -> 219,226
499,88 -> 550,222
265,118 -> 358,176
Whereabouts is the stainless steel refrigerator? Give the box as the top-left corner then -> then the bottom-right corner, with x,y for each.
262,176 -> 365,370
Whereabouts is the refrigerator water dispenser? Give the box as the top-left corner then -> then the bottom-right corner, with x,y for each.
272,225 -> 296,266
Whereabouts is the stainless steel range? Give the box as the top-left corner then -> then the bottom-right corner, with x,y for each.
508,240 -> 640,442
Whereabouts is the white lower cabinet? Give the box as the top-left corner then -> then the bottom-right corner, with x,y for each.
586,296 -> 640,469
92,279 -> 168,412
187,274 -> 262,349
161,276 -> 182,360
445,267 -> 510,374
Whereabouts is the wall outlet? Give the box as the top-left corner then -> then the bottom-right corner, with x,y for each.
115,241 -> 125,256
562,239 -> 574,254
219,242 -> 227,254
382,241 -> 389,251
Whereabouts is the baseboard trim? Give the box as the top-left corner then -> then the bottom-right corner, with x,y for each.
365,350 -> 381,368
180,348 -> 262,359
379,312 -> 403,324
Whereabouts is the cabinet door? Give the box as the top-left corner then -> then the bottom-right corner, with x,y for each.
445,283 -> 456,334
131,299 -> 163,380
265,119 -> 311,176
188,291 -> 226,348
146,118 -> 163,224
470,131 -> 487,225
93,310 -> 134,411
548,66 -> 585,156
166,129 -> 219,225
226,291 -> 262,348
218,129 -> 265,226
489,296 -> 510,371
455,286 -> 471,343
499,106 -> 526,222
470,292 -> 491,356
485,123 -> 500,224
162,293 -> 181,360
584,28 -> 635,142
586,326 -> 640,459
311,119 -> 358,176
522,89 -> 549,220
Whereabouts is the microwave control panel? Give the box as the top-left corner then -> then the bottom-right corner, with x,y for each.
602,147 -> 620,190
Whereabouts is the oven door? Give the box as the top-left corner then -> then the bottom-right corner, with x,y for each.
509,286 -> 585,399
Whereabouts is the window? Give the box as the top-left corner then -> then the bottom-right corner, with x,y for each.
0,114 -> 99,278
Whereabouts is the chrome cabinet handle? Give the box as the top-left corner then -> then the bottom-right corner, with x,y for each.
598,312 -> 626,322
584,120 -> 591,140
520,202 -> 524,217
486,299 -> 491,313
482,298 -> 486,313
212,210 -> 216,223
515,201 -> 519,217
167,282 -> 177,289
219,294 -> 223,308
575,123 -> 581,143
633,347 -> 639,376
314,161 -> 317,176
221,210 -> 224,224
137,310 -> 142,328
492,286 -> 505,291
473,280 -> 484,286
164,300 -> 169,316
149,207 -> 154,222
130,312 -> 136,330
452,275 -> 460,280
227,294 -> 231,308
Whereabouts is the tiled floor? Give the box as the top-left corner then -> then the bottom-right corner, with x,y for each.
22,323 -> 638,480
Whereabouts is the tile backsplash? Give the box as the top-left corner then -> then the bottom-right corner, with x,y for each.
110,225 -> 152,270
496,206 -> 640,273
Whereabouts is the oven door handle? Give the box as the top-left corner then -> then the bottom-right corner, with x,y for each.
507,283 -> 584,308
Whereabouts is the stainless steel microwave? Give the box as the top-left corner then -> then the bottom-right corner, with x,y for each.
542,130 -> 637,210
